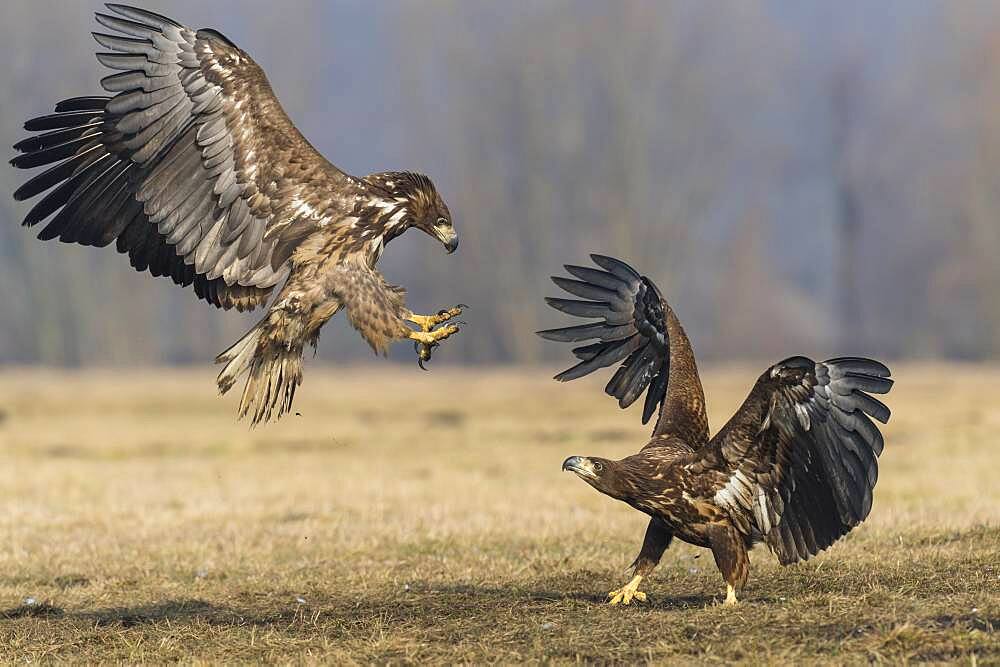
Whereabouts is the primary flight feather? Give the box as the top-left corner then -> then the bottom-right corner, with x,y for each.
11,4 -> 464,424
539,255 -> 892,606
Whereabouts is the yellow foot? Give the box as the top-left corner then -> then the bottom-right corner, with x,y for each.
608,575 -> 647,606
408,323 -> 461,369
409,324 -> 460,347
407,305 -> 466,332
723,584 -> 738,606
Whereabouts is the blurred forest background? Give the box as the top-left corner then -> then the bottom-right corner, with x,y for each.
1,0 -> 998,367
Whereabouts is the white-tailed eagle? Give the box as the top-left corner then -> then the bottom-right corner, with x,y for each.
540,255 -> 892,605
11,4 -> 464,425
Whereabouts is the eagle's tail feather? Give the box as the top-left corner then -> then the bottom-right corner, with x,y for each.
216,321 -> 303,426
216,326 -> 260,393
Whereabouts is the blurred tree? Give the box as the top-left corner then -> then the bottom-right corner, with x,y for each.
829,63 -> 867,351
1,1 -> 999,365
394,0 -> 791,363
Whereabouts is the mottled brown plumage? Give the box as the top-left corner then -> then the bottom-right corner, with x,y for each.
540,255 -> 893,605
11,5 -> 464,424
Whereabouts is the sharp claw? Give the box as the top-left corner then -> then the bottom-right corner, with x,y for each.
457,303 -> 469,309
415,337 -> 436,370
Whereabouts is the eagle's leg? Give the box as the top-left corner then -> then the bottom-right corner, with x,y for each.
706,522 -> 749,606
609,519 -> 673,605
406,305 -> 465,332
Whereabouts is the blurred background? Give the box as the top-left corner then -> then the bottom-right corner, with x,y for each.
1,0 -> 998,367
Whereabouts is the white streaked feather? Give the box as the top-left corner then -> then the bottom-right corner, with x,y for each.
366,235 -> 385,264
371,197 -> 399,213
289,195 -> 323,222
753,486 -> 771,533
715,469 -> 753,512
794,401 -> 811,430
715,486 -> 738,510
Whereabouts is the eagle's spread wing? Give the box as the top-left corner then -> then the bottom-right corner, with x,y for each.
700,357 -> 892,564
11,4 -> 348,311
327,261 -> 411,356
538,255 -> 709,445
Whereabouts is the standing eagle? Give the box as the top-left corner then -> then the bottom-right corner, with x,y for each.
539,255 -> 892,605
11,5 -> 464,425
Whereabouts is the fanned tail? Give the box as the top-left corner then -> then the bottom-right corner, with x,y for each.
216,321 -> 303,426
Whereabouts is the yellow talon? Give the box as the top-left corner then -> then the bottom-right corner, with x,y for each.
409,324 -> 461,369
608,575 -> 647,606
407,306 -> 464,368
723,584 -> 738,606
408,324 -> 459,345
408,305 -> 465,332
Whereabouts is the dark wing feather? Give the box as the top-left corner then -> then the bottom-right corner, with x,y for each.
705,356 -> 893,564
538,256 -> 661,415
10,5 -> 351,311
537,255 -> 710,446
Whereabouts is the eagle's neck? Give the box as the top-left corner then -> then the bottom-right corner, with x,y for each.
350,193 -> 412,264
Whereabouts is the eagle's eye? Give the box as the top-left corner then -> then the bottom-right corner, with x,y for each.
436,217 -> 450,227
593,461 -> 604,473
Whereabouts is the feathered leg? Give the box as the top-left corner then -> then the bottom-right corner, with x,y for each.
707,522 -> 749,606
609,519 -> 673,605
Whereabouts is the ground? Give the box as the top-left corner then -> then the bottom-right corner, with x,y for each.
0,363 -> 997,663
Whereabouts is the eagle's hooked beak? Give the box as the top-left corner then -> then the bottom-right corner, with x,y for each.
562,456 -> 599,480
434,225 -> 459,254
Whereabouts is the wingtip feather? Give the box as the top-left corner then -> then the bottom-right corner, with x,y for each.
589,253 -> 641,280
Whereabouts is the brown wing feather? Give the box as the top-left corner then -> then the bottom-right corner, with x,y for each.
11,4 -> 352,311
537,255 -> 710,447
702,356 -> 892,564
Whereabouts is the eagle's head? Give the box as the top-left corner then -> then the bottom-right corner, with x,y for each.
563,453 -> 672,513
364,171 -> 458,253
562,455 -> 630,500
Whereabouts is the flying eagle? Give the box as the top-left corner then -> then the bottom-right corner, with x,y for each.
539,255 -> 892,605
11,4 -> 464,425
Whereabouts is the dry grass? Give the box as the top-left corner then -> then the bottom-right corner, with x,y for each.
0,363 -> 997,663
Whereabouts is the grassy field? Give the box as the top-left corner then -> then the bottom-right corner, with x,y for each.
0,363 -> 997,663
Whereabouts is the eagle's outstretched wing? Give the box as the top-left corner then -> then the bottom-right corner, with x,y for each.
11,4 -> 349,311
699,356 -> 892,564
538,255 -> 710,446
